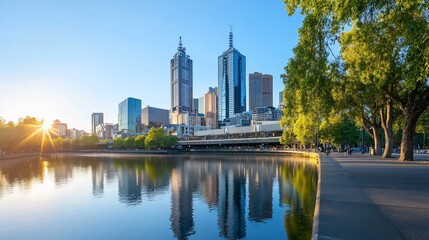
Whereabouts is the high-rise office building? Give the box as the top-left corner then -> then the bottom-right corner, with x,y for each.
204,87 -> 217,129
249,72 -> 273,111
141,106 -> 169,128
171,37 -> 193,125
91,113 -> 104,134
218,30 -> 246,126
198,96 -> 205,115
118,97 -> 142,133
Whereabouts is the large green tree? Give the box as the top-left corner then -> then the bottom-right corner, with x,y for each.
280,13 -> 335,147
283,0 -> 429,160
145,128 -> 177,150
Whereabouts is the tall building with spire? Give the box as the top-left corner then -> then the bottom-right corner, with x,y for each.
170,37 -> 193,125
218,30 -> 246,127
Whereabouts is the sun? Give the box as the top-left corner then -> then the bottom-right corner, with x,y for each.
42,122 -> 51,130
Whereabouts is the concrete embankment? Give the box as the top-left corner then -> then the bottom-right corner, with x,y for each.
314,152 -> 429,240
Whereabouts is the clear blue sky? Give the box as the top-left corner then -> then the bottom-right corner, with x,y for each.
0,0 -> 303,131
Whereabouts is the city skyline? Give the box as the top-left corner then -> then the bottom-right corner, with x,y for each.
0,1 -> 303,131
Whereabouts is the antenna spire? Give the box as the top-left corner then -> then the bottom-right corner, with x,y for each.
229,26 -> 233,48
178,36 -> 183,51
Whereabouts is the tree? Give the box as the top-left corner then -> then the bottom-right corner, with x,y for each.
134,135 -> 146,149
280,13 -> 335,148
164,135 -> 178,148
145,128 -> 166,150
416,109 -> 429,150
79,135 -> 98,149
113,138 -> 125,149
124,136 -> 135,149
339,22 -> 397,157
319,114 -> 361,148
283,0 -> 429,160
62,138 -> 72,150
144,128 -> 175,150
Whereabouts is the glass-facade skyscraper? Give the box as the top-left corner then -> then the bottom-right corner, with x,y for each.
170,37 -> 193,124
218,31 -> 246,126
91,112 -> 104,134
118,97 -> 142,133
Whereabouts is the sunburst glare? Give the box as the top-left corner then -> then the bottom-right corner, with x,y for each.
12,121 -> 57,153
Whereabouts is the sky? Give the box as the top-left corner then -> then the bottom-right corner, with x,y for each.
0,0 -> 303,132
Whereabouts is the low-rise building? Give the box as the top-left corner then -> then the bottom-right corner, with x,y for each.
51,120 -> 67,138
96,123 -> 115,140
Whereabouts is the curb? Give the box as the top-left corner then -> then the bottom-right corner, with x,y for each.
312,153 -> 322,240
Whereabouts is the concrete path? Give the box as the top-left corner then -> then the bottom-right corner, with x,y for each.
315,152 -> 429,240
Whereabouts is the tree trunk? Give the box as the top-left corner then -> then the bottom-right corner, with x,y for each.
381,100 -> 394,158
399,111 -> 419,161
372,126 -> 382,155
363,116 -> 382,155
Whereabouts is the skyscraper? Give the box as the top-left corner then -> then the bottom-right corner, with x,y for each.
118,97 -> 142,133
91,112 -> 104,134
171,37 -> 193,125
249,72 -> 273,111
141,106 -> 169,128
204,87 -> 217,129
218,30 -> 246,126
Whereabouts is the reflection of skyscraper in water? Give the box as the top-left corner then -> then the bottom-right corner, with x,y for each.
170,168 -> 195,239
217,164 -> 246,239
54,161 -> 73,185
203,162 -> 219,207
248,162 -> 274,221
117,166 -> 142,205
91,162 -> 105,197
105,158 -> 116,183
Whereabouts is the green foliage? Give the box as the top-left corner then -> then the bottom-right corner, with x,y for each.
113,138 -> 125,149
99,139 -> 112,144
145,128 -> 166,150
79,135 -> 99,149
62,138 -> 72,149
145,128 -> 177,150
124,136 -> 135,149
319,115 -> 361,147
280,11 -> 337,146
0,116 -> 44,153
134,135 -> 146,149
282,0 -> 429,160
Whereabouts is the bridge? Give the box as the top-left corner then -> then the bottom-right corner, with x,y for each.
178,136 -> 281,148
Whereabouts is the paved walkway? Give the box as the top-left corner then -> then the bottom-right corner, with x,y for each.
315,152 -> 429,240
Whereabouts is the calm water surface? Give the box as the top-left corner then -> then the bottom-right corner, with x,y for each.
0,153 -> 317,240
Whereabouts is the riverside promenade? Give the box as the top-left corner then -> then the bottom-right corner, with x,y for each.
315,152 -> 429,240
